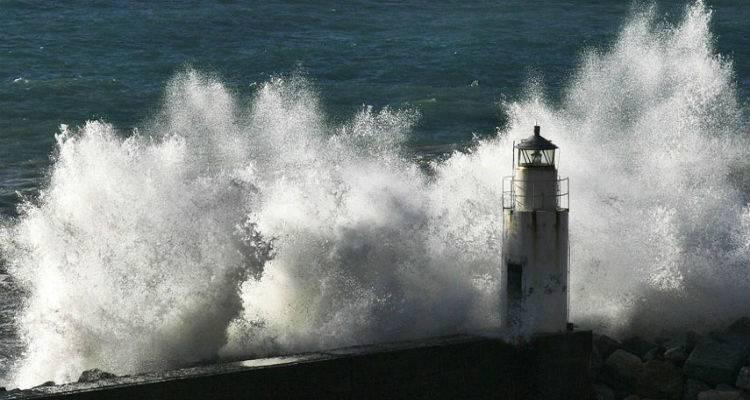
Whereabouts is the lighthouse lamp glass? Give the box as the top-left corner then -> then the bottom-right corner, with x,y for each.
518,149 -> 555,167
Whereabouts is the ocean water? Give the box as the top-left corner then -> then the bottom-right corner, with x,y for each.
0,0 -> 748,389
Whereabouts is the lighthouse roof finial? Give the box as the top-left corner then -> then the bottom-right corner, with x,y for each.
516,125 -> 557,150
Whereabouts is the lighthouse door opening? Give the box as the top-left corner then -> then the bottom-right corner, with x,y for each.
507,262 -> 523,326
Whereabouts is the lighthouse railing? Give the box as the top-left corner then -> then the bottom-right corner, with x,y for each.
502,176 -> 569,210
557,177 -> 569,210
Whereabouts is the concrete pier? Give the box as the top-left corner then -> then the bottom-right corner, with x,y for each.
4,331 -> 592,400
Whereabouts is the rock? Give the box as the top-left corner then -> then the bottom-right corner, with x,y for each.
696,389 -> 743,400
77,368 -> 117,383
596,335 -> 623,359
592,344 -> 605,379
666,346 -> 689,365
645,346 -> 666,362
710,332 -> 750,353
683,340 -> 748,385
684,380 -> 711,400
726,317 -> 750,336
668,332 -> 704,354
0,386 -> 5,392
601,349 -> 644,390
735,367 -> 750,390
31,381 -> 55,389
636,359 -> 684,399
685,332 -> 704,351
595,383 -> 616,400
623,336 -> 657,359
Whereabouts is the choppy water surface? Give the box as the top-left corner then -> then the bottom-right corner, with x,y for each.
0,0 -> 749,389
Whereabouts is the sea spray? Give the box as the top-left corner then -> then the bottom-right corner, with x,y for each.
1,72 -> 504,387
0,74 -> 278,386
1,0 -> 749,389
217,76 -> 504,358
504,0 -> 750,334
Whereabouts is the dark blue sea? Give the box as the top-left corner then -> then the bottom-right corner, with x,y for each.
2,0 -> 748,215
0,0 -> 748,388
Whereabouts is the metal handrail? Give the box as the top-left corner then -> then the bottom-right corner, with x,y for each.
502,176 -> 569,210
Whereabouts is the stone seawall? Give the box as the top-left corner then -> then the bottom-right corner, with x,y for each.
3,331 -> 593,400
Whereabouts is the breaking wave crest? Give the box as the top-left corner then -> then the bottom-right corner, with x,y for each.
1,0 -> 748,388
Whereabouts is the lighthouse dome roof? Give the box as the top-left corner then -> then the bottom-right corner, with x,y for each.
515,126 -> 558,150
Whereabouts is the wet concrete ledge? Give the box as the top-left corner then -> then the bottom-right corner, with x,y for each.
7,331 -> 593,400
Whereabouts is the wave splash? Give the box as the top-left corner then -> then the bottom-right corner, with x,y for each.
1,0 -> 748,388
526,0 -> 750,335
1,73 -> 504,387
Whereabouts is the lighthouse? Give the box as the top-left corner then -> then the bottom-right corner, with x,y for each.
501,125 -> 569,334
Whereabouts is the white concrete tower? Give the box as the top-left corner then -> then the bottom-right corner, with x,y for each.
501,125 -> 569,334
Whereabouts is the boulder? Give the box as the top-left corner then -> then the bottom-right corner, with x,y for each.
595,383 -> 616,400
696,390 -> 743,400
668,332 -> 704,354
684,379 -> 711,400
601,349 -> 644,389
592,344 -> 605,379
711,334 -> 750,353
636,359 -> 684,400
623,337 -> 656,359
0,387 -> 5,392
683,340 -> 748,385
596,335 -> 623,359
645,346 -> 666,362
31,381 -> 55,389
665,346 -> 689,365
685,332 -> 705,351
726,317 -> 750,336
735,366 -> 750,391
77,368 -> 117,383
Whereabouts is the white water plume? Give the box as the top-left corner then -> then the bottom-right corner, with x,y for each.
0,72 -> 504,388
504,0 -> 750,335
1,0 -> 748,388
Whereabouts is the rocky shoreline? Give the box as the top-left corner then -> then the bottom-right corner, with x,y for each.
593,317 -> 750,400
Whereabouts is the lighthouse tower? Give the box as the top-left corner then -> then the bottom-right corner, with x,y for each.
501,125 -> 569,334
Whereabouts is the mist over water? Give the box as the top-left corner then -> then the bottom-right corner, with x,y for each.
1,0 -> 748,388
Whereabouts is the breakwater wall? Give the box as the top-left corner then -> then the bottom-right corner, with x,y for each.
4,331 -> 592,400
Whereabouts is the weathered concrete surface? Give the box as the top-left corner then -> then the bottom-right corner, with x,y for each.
3,331 -> 593,400
502,209 -> 569,333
